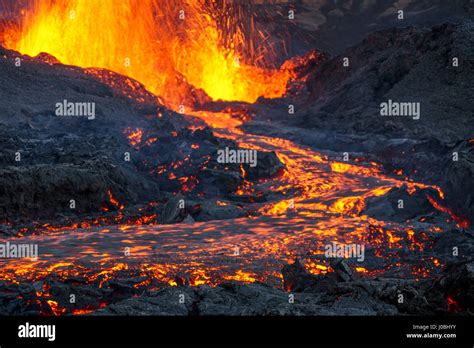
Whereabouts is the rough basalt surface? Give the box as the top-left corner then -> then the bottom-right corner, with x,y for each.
0,47 -> 284,233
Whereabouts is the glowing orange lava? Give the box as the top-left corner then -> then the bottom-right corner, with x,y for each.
4,0 -> 293,106
0,1 -> 465,317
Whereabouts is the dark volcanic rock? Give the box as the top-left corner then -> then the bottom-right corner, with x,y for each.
160,194 -> 187,224
0,157 -> 150,219
0,46 -> 170,221
93,287 -> 196,316
92,280 -> 398,316
329,259 -> 354,282
442,140 -> 474,224
432,229 -> 474,263
282,259 -> 320,292
296,20 -> 474,143
191,200 -> 247,222
438,260 -> 474,313
0,46 -> 285,230
364,185 -> 441,223
196,168 -> 242,196
246,151 -> 285,180
250,0 -> 468,64
375,279 -> 435,315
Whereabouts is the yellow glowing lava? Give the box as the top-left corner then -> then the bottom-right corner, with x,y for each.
5,0 -> 292,106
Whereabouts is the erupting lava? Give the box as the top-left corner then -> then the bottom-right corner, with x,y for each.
4,0 -> 293,106
0,1 -> 468,316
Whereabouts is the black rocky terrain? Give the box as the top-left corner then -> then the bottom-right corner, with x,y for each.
0,47 -> 284,234
248,0 -> 470,65
2,243 -> 472,315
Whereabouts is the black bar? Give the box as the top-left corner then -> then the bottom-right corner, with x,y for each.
0,316 -> 473,346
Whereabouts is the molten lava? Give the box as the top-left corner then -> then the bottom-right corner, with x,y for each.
4,0 -> 293,106
0,1 -> 467,317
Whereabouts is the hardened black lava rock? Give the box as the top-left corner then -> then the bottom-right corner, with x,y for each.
0,46 -> 285,231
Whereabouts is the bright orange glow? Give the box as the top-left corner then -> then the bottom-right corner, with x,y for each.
123,127 -> 143,147
47,300 -> 67,316
306,263 -> 331,275
330,162 -> 380,176
223,270 -> 257,283
355,267 -> 368,273
426,195 -> 469,229
107,190 -> 124,210
5,0 -> 293,106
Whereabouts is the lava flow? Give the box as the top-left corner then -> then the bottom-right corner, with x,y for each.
0,108 -> 457,312
0,1 -> 466,316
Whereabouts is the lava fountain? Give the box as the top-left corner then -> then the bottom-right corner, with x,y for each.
3,0 -> 293,107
